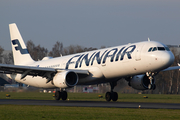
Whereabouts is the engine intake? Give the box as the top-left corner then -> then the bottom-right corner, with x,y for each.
129,74 -> 155,90
53,71 -> 78,88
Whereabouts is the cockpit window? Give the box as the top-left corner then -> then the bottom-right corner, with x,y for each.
148,47 -> 153,52
152,47 -> 157,51
157,47 -> 165,51
148,46 -> 169,52
165,47 -> 170,51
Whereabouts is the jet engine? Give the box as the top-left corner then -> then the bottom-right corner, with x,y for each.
53,71 -> 78,88
129,74 -> 155,90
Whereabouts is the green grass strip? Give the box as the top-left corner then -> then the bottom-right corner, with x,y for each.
0,105 -> 180,120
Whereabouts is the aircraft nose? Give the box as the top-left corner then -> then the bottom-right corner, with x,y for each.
160,51 -> 174,68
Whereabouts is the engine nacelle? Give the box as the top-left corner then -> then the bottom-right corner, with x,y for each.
53,71 -> 78,88
129,74 -> 155,90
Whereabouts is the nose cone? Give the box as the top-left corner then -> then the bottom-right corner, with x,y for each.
160,51 -> 174,68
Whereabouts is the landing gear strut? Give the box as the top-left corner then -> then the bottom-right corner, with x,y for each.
55,90 -> 67,101
105,82 -> 118,102
146,72 -> 156,90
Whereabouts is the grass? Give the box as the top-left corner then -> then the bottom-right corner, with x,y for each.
1,92 -> 180,103
0,105 -> 180,120
1,92 -> 180,120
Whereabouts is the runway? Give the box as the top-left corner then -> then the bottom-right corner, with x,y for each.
1,99 -> 180,109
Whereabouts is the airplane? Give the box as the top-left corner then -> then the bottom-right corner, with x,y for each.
0,23 -> 179,102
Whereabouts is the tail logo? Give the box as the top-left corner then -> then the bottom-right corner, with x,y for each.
12,39 -> 29,54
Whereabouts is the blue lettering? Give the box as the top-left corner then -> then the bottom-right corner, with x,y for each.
65,55 -> 80,69
91,50 -> 108,65
75,54 -> 84,68
102,48 -> 118,63
66,45 -> 136,69
79,52 -> 96,67
115,47 -> 125,61
120,45 -> 136,60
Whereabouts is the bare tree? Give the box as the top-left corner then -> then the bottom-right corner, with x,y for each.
68,45 -> 76,54
76,45 -> 84,53
3,52 -> 13,64
0,46 -> 4,63
84,47 -> 97,52
26,40 -> 35,59
49,41 -> 63,57
35,45 -> 48,60
100,46 -> 106,49
172,48 -> 180,94
63,45 -> 79,55
161,47 -> 180,94
26,40 -> 48,61
63,45 -> 97,55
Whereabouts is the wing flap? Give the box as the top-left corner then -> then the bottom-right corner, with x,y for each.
57,69 -> 89,75
0,63 -> 56,81
0,63 -> 90,80
0,63 -> 55,75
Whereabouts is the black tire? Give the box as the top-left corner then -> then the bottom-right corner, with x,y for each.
112,92 -> 118,102
55,91 -> 61,101
62,91 -> 68,101
105,92 -> 112,102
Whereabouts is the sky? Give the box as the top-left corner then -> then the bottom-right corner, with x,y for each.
0,0 -> 180,50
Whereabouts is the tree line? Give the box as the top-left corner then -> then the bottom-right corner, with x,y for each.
26,40 -> 99,61
155,47 -> 180,94
0,46 -> 13,64
0,41 -> 180,94
0,40 -> 100,62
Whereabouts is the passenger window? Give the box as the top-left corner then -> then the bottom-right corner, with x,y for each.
152,47 -> 157,51
148,47 -> 153,52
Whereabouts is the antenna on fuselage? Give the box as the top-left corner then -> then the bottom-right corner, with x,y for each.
148,38 -> 151,41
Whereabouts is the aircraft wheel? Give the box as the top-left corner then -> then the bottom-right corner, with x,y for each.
55,91 -> 61,101
112,92 -> 118,102
148,84 -> 152,90
105,92 -> 112,102
62,91 -> 68,101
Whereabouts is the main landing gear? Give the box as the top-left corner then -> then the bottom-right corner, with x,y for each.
105,82 -> 118,102
55,90 -> 67,101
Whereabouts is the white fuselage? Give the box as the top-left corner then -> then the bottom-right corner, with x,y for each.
12,41 -> 174,88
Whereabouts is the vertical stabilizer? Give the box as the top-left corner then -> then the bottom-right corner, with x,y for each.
9,23 -> 34,65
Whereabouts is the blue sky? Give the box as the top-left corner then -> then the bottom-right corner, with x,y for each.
1,0 -> 180,50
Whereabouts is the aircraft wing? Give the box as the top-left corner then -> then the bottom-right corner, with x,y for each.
162,66 -> 180,72
0,63 -> 89,80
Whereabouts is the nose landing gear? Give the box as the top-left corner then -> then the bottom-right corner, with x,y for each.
146,72 -> 156,90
